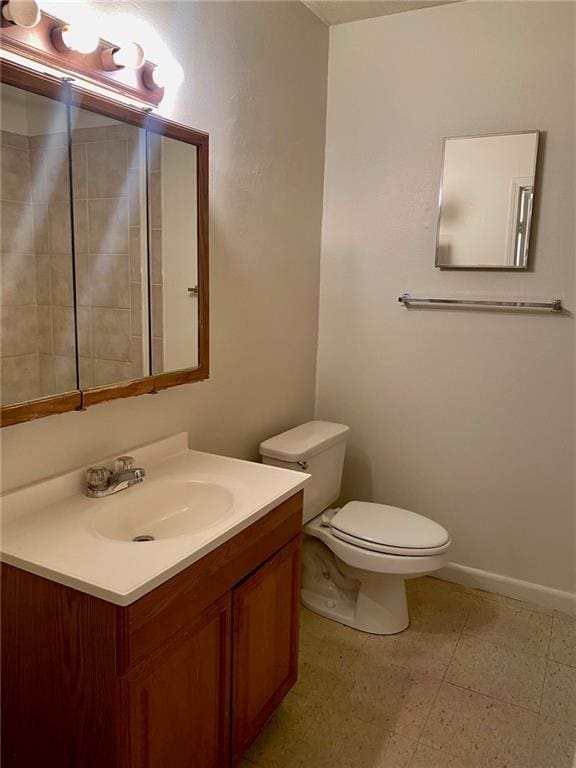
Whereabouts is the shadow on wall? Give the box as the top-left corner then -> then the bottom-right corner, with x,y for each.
340,447 -> 373,505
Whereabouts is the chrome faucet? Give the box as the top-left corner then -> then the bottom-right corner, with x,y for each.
85,455 -> 146,498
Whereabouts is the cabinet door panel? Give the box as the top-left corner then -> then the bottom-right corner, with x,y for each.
232,536 -> 301,762
127,596 -> 230,768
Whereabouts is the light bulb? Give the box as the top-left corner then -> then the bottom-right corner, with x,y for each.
2,0 -> 41,28
114,42 -> 144,70
52,24 -> 100,55
101,42 -> 145,71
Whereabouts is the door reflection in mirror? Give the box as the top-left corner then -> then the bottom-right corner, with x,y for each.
147,131 -> 198,375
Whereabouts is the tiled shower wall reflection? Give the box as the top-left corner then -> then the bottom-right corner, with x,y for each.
0,123 -> 164,405
71,122 -> 155,389
0,128 -> 77,405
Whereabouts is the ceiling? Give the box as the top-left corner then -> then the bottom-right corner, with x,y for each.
302,0 -> 459,26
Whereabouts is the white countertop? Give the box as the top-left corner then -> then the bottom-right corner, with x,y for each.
0,434 -> 308,605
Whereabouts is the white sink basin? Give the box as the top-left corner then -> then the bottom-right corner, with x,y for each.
93,480 -> 235,542
1,433 -> 309,604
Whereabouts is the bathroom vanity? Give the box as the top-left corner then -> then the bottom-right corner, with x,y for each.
1,435 -> 307,767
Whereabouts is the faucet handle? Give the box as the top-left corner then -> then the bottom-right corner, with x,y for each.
86,466 -> 111,493
114,456 -> 135,473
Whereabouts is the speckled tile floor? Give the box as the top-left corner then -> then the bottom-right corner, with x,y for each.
241,577 -> 576,768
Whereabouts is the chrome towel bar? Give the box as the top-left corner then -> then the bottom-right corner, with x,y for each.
398,294 -> 563,313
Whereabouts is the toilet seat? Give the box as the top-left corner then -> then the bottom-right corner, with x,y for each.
329,501 -> 451,556
305,513 -> 448,575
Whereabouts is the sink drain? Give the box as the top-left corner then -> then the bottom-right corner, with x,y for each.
132,534 -> 155,542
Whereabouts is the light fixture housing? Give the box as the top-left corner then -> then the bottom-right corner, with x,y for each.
142,63 -> 165,91
1,7 -> 166,105
51,24 -> 100,55
1,0 -> 41,28
101,42 -> 145,71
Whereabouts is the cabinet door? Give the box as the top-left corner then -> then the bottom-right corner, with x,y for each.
231,536 -> 301,762
126,595 -> 230,768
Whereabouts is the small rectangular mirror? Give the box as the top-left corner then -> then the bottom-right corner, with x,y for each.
1,84 -> 78,406
436,131 -> 539,269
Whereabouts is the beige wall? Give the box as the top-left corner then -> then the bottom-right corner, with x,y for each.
1,2 -> 328,490
316,2 -> 576,594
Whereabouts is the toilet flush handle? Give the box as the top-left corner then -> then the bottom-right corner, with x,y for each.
297,460 -> 308,471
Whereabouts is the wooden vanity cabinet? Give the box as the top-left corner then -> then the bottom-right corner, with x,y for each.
1,491 -> 303,768
125,595 -> 231,768
231,536 -> 301,764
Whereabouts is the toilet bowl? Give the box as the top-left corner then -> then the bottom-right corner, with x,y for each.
303,503 -> 449,634
260,421 -> 451,635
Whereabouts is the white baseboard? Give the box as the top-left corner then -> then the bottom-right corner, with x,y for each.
437,562 -> 576,615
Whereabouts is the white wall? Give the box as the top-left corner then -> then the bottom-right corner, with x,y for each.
1,1 -> 328,490
316,2 -> 576,598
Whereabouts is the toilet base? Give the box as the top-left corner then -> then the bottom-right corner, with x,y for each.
301,536 -> 410,635
301,588 -> 358,628
302,572 -> 409,635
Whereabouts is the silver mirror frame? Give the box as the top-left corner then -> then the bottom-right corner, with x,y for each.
434,130 -> 540,271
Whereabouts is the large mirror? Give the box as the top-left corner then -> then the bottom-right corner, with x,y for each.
435,131 -> 539,270
0,65 -> 208,426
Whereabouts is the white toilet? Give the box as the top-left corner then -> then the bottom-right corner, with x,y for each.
260,421 -> 451,635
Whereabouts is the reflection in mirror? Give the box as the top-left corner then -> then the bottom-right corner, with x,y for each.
69,106 -> 149,388
0,84 -> 77,406
147,132 -> 198,375
436,132 -> 539,269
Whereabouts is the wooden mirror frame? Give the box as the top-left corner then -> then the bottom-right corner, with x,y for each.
0,60 -> 209,428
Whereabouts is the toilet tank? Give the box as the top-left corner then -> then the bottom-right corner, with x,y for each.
259,421 -> 350,524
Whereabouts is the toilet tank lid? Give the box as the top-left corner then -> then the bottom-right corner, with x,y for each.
259,421 -> 350,462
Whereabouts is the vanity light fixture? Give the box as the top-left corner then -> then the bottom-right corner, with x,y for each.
51,23 -> 100,55
1,0 -> 41,28
101,42 -> 145,71
1,8 -> 167,106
